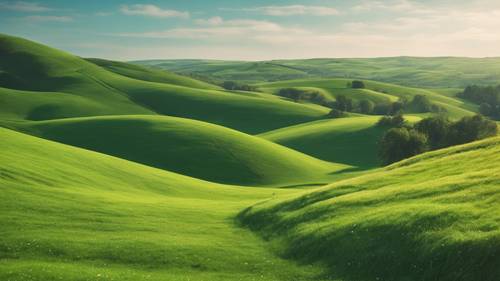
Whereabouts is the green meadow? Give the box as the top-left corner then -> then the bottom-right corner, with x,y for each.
1,33 -> 499,281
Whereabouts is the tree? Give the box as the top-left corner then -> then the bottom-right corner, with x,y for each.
328,109 -> 346,118
351,80 -> 365,89
410,95 -> 432,112
377,113 -> 405,127
414,116 -> 451,149
222,81 -> 238,90
480,103 -> 493,116
359,99 -> 375,114
446,115 -> 498,145
379,128 -> 428,165
278,88 -> 303,102
334,95 -> 353,112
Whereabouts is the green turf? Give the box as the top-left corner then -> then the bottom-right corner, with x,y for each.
239,136 -> 500,281
8,115 -> 349,186
0,127 -> 336,281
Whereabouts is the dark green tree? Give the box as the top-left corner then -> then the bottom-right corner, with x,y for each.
379,128 -> 428,165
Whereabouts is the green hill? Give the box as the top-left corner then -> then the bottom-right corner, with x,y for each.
137,57 -> 500,88
260,116 -> 417,169
257,78 -> 476,119
9,115 -> 348,186
239,136 -> 500,281
0,127 -> 333,281
86,58 -> 220,90
0,33 -> 329,133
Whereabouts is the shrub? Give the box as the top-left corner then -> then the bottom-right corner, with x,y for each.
379,128 -> 428,165
328,109 -> 346,118
377,113 -> 405,127
351,80 -> 366,89
334,95 -> 353,112
359,99 -> 375,114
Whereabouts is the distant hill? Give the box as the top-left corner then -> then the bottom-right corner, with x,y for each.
134,57 -> 500,88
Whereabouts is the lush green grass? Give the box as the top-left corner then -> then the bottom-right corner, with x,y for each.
138,57 -> 500,88
0,127 -> 335,281
8,115 -> 348,186
86,58 -> 221,90
239,136 -> 500,281
260,116 -> 419,169
257,78 -> 476,119
0,33 -> 331,134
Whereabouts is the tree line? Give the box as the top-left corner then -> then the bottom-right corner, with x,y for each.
458,85 -> 500,120
378,114 -> 498,165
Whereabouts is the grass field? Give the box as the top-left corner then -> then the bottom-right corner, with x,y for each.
1,33 -> 499,281
240,136 -> 500,281
8,115 -> 348,186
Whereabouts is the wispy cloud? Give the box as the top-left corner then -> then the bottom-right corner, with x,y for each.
120,4 -> 189,18
0,1 -> 52,12
116,18 -> 305,40
25,15 -> 72,22
224,5 -> 339,16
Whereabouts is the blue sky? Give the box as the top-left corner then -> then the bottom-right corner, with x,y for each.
1,0 -> 500,60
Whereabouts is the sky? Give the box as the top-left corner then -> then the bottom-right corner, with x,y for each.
1,0 -> 500,60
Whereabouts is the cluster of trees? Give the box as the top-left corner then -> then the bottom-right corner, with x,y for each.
458,85 -> 500,119
378,114 -> 498,165
277,88 -> 328,104
328,94 -> 445,118
221,81 -> 257,91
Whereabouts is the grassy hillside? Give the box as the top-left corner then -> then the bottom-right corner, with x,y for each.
0,127 -> 334,281
239,136 -> 500,281
257,78 -> 476,119
86,58 -> 221,90
260,116 -> 417,169
0,33 -> 329,133
9,115 -> 348,186
137,57 -> 500,88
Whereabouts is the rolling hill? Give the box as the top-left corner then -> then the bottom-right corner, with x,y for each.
257,78 -> 476,119
8,115 -> 348,186
0,33 -> 329,133
0,127 -> 332,281
239,136 -> 500,281
136,57 -> 500,88
260,116 -> 418,168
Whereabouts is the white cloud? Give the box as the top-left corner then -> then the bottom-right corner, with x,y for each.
0,1 -> 51,12
257,5 -> 339,16
195,16 -> 224,26
120,4 -> 189,18
117,18 -> 305,40
224,5 -> 339,16
352,0 -> 418,11
24,15 -> 72,22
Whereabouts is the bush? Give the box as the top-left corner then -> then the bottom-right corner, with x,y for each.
334,95 -> 353,112
277,88 -> 303,102
222,81 -> 256,91
377,113 -> 405,127
446,115 -> 498,146
379,128 -> 428,165
414,116 -> 451,149
328,109 -> 346,118
351,80 -> 365,89
359,99 -> 375,114
410,95 -> 432,112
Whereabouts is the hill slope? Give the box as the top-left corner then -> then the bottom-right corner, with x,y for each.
0,127 -> 333,281
136,57 -> 500,87
257,78 -> 476,119
0,33 -> 328,133
259,116 -> 390,168
9,115 -> 348,186
239,136 -> 500,281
